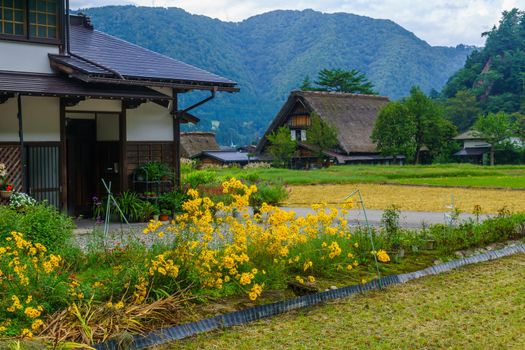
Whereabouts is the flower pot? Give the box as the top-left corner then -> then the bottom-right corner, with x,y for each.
422,239 -> 436,250
0,190 -> 12,199
159,214 -> 169,221
153,214 -> 160,221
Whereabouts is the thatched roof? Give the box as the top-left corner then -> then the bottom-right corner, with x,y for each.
180,132 -> 220,158
256,90 -> 389,154
453,130 -> 485,141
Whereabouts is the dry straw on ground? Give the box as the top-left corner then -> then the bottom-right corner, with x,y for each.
285,183 -> 525,213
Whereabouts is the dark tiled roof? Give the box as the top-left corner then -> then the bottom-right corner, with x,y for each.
0,71 -> 170,100
453,147 -> 489,156
49,17 -> 237,90
195,151 -> 261,163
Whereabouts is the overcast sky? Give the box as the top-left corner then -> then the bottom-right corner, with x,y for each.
70,0 -> 522,46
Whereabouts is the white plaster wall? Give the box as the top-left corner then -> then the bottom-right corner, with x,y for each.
127,102 -> 173,141
97,113 -> 119,141
0,41 -> 58,74
0,96 -> 59,142
66,99 -> 122,113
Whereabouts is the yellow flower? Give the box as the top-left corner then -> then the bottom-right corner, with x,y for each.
31,319 -> 44,331
114,301 -> 124,310
307,275 -> 315,283
376,249 -> 390,263
21,328 -> 33,338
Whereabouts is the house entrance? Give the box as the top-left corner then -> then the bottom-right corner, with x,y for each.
66,119 -> 97,216
65,113 -> 122,216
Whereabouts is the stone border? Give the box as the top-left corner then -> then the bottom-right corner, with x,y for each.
94,243 -> 525,350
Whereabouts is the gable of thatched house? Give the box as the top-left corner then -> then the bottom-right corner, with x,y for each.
256,91 -> 392,164
180,132 -> 220,158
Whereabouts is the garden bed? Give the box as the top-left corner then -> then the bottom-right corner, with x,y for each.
0,178 -> 524,348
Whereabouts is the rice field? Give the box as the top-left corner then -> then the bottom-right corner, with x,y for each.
284,183 -> 525,213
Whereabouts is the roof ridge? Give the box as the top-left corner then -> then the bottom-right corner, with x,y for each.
293,90 -> 389,100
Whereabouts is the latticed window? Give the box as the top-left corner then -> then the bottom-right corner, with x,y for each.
0,0 -> 58,40
0,0 -> 26,36
29,0 -> 57,39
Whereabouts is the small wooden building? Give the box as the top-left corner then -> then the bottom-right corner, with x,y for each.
452,130 -> 491,164
256,90 -> 403,167
194,150 -> 264,167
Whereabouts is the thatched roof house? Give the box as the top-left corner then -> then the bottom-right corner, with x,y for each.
257,91 -> 400,166
180,132 -> 220,158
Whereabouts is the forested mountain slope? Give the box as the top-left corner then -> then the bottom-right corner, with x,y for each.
81,6 -> 473,145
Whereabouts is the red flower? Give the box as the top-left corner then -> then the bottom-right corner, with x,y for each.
6,185 -> 12,191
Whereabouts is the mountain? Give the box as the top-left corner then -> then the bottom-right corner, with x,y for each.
79,6 -> 473,145
441,8 -> 524,131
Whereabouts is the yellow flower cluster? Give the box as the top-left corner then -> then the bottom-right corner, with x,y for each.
0,233 -> 62,337
141,178 -> 389,302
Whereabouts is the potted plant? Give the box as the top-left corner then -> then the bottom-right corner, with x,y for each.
0,162 -> 13,199
152,207 -> 160,221
159,209 -> 171,222
141,161 -> 171,181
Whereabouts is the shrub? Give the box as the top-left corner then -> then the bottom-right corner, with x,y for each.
249,182 -> 289,212
158,190 -> 188,214
184,170 -> 217,189
0,204 -> 73,251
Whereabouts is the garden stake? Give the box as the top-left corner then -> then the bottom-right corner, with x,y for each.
101,179 -> 133,243
345,189 -> 382,288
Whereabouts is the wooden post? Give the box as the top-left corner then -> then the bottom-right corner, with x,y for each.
120,102 -> 128,191
172,90 -> 181,189
59,98 -> 67,212
16,94 -> 28,193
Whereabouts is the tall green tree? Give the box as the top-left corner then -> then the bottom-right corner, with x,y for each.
444,90 -> 482,131
306,112 -> 339,164
405,86 -> 456,164
371,102 -> 416,162
473,112 -> 516,165
316,68 -> 377,94
372,87 -> 456,164
301,68 -> 377,94
267,126 -> 297,168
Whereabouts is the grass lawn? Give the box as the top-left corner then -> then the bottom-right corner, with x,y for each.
284,183 -> 525,213
208,164 -> 525,188
168,254 -> 525,350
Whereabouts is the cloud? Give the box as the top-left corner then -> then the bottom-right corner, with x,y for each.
69,0 -> 521,46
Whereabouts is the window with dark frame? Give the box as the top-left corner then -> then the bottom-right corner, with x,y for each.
0,0 -> 58,40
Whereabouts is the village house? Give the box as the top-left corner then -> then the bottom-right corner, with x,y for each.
256,90 -> 404,168
0,2 -> 237,215
452,130 -> 491,164
180,132 -> 220,159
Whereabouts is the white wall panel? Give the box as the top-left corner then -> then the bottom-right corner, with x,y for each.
127,102 -> 173,141
0,41 -> 58,74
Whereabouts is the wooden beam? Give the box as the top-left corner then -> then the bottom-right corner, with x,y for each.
120,102 -> 128,192
59,98 -> 67,213
172,90 -> 181,189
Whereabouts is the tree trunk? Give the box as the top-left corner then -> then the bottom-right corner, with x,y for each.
414,149 -> 421,165
490,146 -> 495,166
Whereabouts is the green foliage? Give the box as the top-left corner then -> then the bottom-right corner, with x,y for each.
304,68 -> 377,94
158,191 -> 189,214
373,87 -> 456,164
249,182 -> 289,212
305,112 -> 339,161
82,6 -> 473,146
115,191 -> 144,222
442,9 -> 525,131
267,126 -> 297,168
0,204 -> 74,251
139,161 -> 172,181
473,112 -> 516,165
184,170 -> 218,189
371,101 -> 416,161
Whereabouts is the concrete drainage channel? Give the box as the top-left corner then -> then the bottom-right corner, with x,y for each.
94,243 -> 525,350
